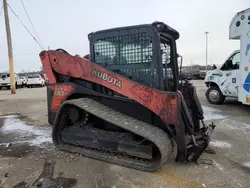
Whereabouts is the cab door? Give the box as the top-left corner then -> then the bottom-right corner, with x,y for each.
219,51 -> 240,97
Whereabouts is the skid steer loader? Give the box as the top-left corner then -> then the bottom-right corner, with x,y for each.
40,21 -> 215,171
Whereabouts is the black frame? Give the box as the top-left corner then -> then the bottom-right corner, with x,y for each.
159,33 -> 179,91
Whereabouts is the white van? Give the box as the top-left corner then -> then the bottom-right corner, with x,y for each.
204,8 -> 250,105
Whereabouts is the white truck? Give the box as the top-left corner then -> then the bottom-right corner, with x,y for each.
205,8 -> 250,105
0,72 -> 23,89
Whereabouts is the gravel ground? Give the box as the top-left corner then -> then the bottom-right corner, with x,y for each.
0,81 -> 249,188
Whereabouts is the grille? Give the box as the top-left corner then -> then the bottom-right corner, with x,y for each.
93,32 -> 153,65
93,32 -> 156,86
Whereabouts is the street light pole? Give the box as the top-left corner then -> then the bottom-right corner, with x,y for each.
191,59 -> 193,72
205,31 -> 209,71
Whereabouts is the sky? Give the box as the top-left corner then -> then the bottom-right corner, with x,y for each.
0,0 -> 250,72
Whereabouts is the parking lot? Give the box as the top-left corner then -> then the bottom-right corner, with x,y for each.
0,80 -> 249,188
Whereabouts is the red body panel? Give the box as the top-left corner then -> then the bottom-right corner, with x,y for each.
40,50 -> 181,125
48,84 -> 75,111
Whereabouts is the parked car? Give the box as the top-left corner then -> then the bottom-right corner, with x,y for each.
26,74 -> 45,87
180,72 -> 193,80
19,76 -> 28,87
0,72 -> 23,89
193,71 -> 207,80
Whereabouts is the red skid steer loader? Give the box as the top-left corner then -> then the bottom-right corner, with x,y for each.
40,21 -> 215,171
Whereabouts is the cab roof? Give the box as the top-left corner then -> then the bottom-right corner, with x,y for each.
88,21 -> 180,41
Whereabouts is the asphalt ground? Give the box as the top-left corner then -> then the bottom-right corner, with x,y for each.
0,81 -> 249,188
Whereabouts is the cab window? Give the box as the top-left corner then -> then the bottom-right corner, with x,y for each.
221,52 -> 240,70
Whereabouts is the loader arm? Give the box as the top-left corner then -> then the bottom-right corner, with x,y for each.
40,50 -> 182,126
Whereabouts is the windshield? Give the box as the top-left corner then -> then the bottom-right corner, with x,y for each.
28,75 -> 40,78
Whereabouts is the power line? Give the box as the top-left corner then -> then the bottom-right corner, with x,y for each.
14,52 -> 37,56
7,3 -> 44,50
20,0 -> 44,48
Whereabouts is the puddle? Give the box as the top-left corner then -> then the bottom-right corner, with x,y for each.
13,159 -> 77,188
202,106 -> 225,121
209,140 -> 232,148
0,143 -> 34,158
0,115 -> 52,148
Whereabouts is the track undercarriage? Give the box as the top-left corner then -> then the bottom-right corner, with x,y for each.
53,98 -> 173,171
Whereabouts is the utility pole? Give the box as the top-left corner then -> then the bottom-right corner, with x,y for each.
3,0 -> 16,94
205,31 -> 209,71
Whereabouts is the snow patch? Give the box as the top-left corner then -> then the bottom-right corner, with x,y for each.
0,115 -> 52,148
242,123 -> 250,129
242,162 -> 250,168
209,140 -> 232,148
202,106 -> 225,121
0,114 -> 19,119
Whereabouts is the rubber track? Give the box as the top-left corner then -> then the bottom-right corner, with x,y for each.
53,98 -> 173,171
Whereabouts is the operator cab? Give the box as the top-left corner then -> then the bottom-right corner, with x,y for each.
88,21 -> 180,92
